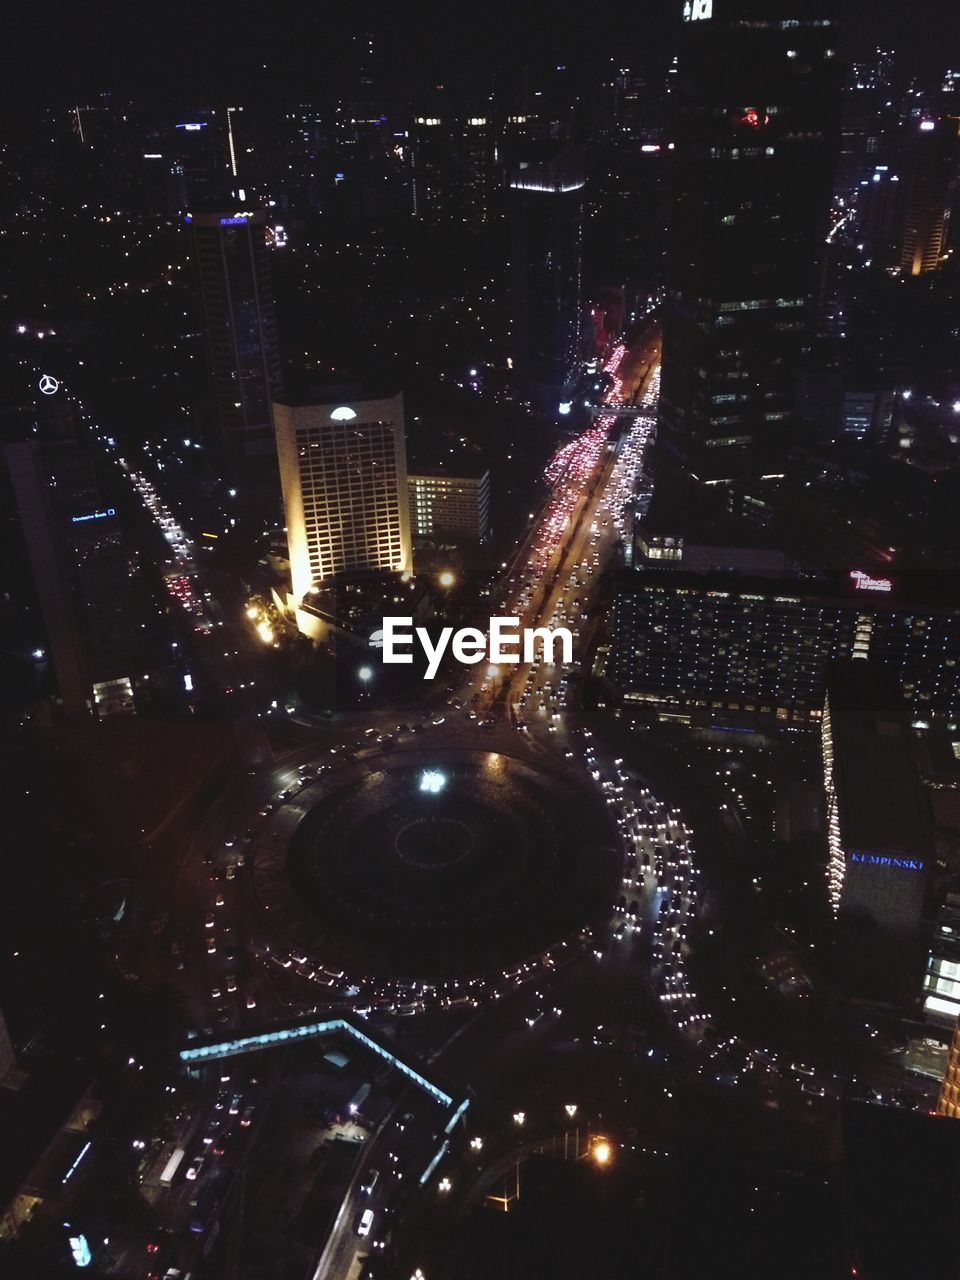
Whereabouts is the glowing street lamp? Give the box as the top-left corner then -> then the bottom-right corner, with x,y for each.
438,569 -> 456,589
564,1104 -> 578,1119
513,1111 -> 526,1126
591,1138 -> 613,1166
358,666 -> 374,683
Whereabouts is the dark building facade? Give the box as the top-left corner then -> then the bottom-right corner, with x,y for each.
510,158 -> 585,416
660,0 -> 840,481
188,207 -> 282,456
409,113 -> 495,226
5,415 -> 148,718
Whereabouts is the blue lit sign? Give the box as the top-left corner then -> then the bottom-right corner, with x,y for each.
175,122 -> 207,131
220,214 -> 254,225
850,851 -> 924,871
72,508 -> 115,524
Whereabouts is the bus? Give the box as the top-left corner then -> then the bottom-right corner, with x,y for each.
159,1147 -> 186,1186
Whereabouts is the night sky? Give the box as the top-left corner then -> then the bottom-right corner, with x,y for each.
7,0 -> 958,105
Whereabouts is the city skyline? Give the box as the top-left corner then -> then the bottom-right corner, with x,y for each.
2,3 -> 960,1278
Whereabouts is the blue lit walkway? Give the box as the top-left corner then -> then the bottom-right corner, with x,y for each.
179,1015 -> 469,1122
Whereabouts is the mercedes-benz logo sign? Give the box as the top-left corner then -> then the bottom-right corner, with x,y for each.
38,374 -> 59,396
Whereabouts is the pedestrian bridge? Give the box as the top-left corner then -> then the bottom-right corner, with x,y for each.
179,1014 -> 470,1126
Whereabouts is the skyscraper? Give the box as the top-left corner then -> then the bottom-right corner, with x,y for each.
274,392 -> 413,610
660,0 -> 840,482
900,117 -> 957,276
5,411 -> 148,719
188,207 -> 282,456
408,112 -> 495,226
509,157 -> 585,416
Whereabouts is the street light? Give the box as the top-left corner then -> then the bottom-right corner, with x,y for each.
438,1177 -> 452,1192
591,1138 -> 613,1166
438,569 -> 456,589
513,1111 -> 525,1126
469,1136 -> 483,1151
358,666 -> 374,684
565,1104 -> 577,1119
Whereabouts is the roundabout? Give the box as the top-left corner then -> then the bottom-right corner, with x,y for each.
250,747 -> 620,985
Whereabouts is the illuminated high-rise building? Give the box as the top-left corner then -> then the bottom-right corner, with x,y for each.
408,465 -> 491,542
274,393 -> 413,609
509,156 -> 585,416
660,0 -> 840,482
188,207 -> 282,456
900,117 -> 957,276
937,1017 -> 960,1117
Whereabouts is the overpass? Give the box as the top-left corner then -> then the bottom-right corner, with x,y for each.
179,1014 -> 470,1124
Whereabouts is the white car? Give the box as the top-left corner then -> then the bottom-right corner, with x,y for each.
357,1209 -> 375,1237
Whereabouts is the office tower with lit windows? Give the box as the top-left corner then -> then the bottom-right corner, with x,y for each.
408,465 -> 491,542
609,566 -> 960,731
4,419 -> 148,718
821,664 -> 930,930
189,207 -> 282,456
408,112 -> 495,225
923,895 -> 960,1032
660,0 -> 840,482
937,1016 -> 960,1116
900,117 -> 957,276
510,157 -> 585,415
274,393 -> 413,607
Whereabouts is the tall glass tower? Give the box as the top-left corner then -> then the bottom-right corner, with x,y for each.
509,157 -> 585,417
660,0 -> 840,482
188,207 -> 282,456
